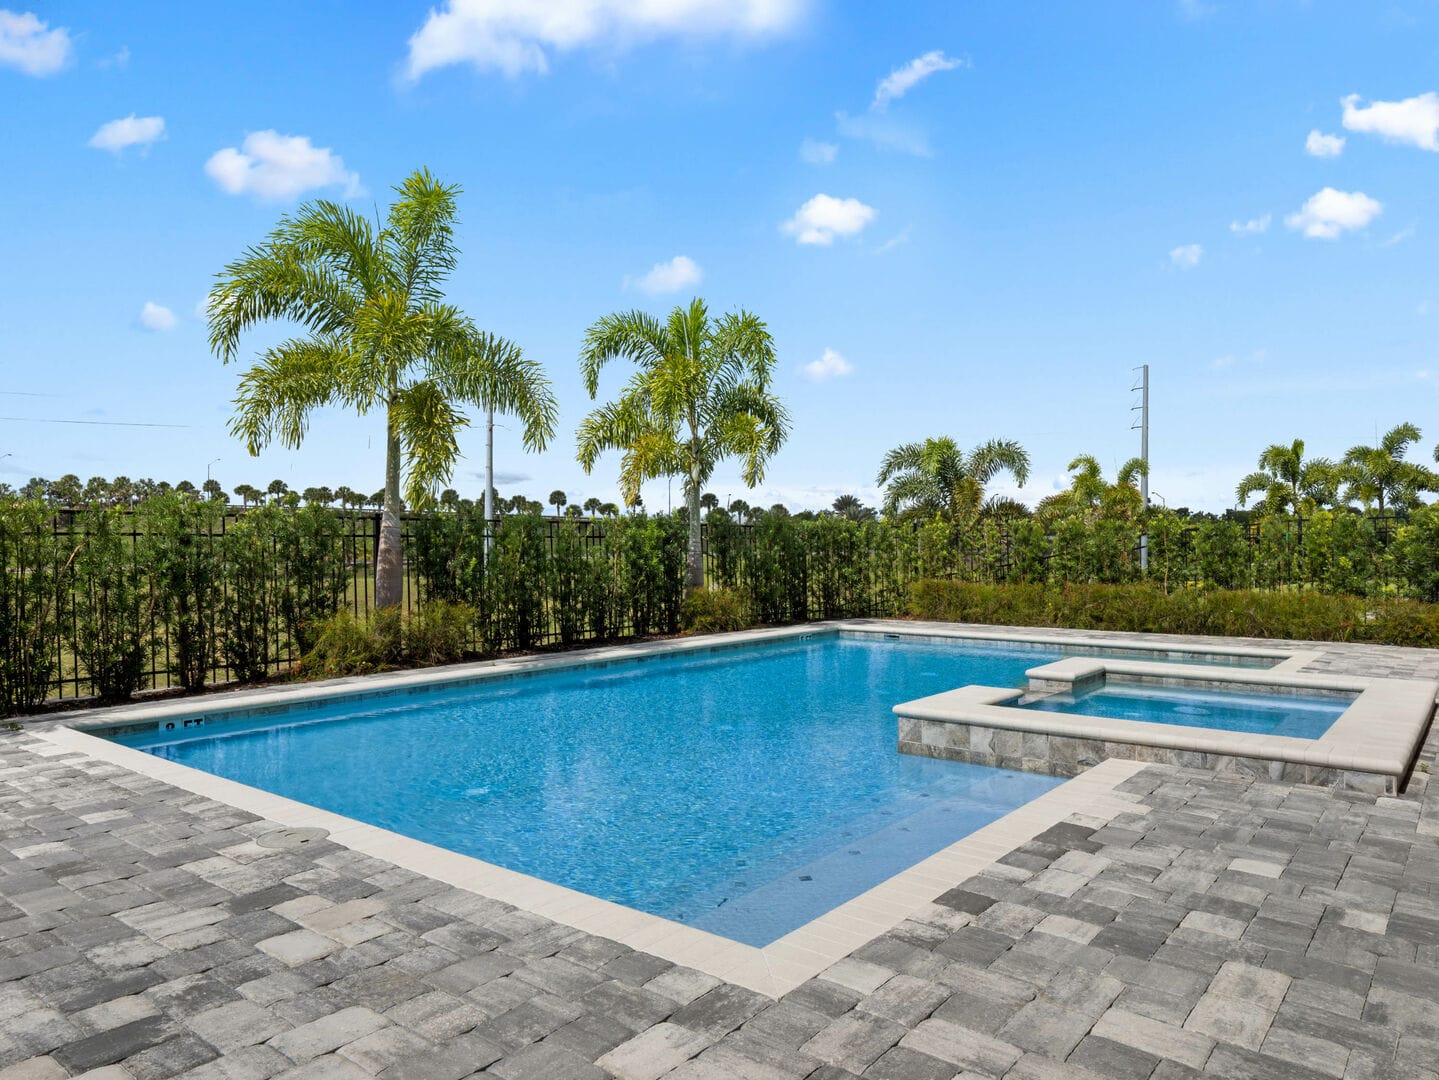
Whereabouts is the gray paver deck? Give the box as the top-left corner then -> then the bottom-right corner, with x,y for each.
2,630 -> 1437,1078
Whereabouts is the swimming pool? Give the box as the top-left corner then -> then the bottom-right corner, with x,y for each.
112,636 -> 1064,946
1020,683 -> 1350,739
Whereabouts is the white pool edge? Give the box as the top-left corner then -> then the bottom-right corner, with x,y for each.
19,620 -> 1309,998
28,724 -> 1151,999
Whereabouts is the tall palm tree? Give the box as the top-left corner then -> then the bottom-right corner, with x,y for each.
1036,454 -> 1147,524
1340,423 -> 1438,513
1235,440 -> 1338,515
209,167 -> 558,607
877,436 -> 1030,521
577,298 -> 790,591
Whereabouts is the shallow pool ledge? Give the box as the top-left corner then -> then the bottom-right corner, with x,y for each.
894,666 -> 1438,795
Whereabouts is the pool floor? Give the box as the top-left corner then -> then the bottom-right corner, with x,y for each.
115,637 -> 1064,946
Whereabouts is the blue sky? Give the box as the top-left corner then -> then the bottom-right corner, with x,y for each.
2,1 -> 1438,512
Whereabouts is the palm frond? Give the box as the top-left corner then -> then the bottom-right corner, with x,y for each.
227,338 -> 349,453
393,379 -> 465,510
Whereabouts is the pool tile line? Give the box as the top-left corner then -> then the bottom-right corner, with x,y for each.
30,724 -> 1150,999
29,618 -> 1305,742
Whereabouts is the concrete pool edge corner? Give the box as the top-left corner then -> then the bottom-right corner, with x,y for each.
27,724 -> 1151,1000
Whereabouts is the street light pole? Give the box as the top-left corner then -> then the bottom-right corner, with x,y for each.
207,457 -> 220,484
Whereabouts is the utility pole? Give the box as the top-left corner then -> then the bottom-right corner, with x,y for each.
1131,364 -> 1150,572
484,401 -> 494,552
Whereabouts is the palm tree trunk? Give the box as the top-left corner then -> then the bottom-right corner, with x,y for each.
686,470 -> 703,594
375,405 -> 404,609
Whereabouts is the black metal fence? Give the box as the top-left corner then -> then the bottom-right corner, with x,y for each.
6,503 -> 1429,708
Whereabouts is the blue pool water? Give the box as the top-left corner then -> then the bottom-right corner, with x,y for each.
1022,682 -> 1349,738
116,636 -> 1063,946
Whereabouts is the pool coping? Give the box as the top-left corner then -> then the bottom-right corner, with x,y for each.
28,726 -> 1151,999
892,655 -> 1438,788
18,618 -> 1238,999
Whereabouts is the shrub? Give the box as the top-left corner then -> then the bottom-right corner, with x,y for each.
70,505 -> 150,702
220,506 -> 285,682
548,520 -> 600,646
484,511 -> 549,651
681,587 -> 751,634
276,504 -> 349,654
411,503 -> 487,604
0,500 -> 66,713
906,578 -> 1439,647
302,607 -> 403,677
405,600 -> 476,665
139,493 -> 223,690
747,512 -> 807,623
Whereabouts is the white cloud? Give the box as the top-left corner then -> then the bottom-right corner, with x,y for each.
629,255 -> 702,294
405,0 -> 805,80
1341,92 -> 1439,151
1383,225 -> 1416,247
1304,129 -> 1345,158
88,114 -> 165,154
1229,214 -> 1271,235
799,137 -> 837,164
98,45 -> 129,70
1169,243 -> 1203,269
0,9 -> 72,75
872,50 -> 964,110
802,348 -> 853,381
1285,187 -> 1382,239
782,194 -> 876,246
205,131 -> 361,201
835,110 -> 931,156
139,302 -> 176,332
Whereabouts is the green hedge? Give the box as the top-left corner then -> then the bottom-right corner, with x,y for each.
6,493 -> 1439,712
907,579 -> 1439,648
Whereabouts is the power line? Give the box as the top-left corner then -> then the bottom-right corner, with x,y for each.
0,416 -> 190,429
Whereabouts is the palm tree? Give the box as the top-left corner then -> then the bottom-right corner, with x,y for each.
47,474 -> 83,507
209,167 -> 558,608
1037,454 -> 1147,524
700,492 -> 720,513
582,496 -> 602,517
1235,440 -> 1338,516
201,478 -> 226,502
1341,423 -> 1438,513
831,493 -> 876,521
233,483 -> 261,507
577,298 -> 790,591
548,489 -> 567,515
877,436 -> 1030,521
